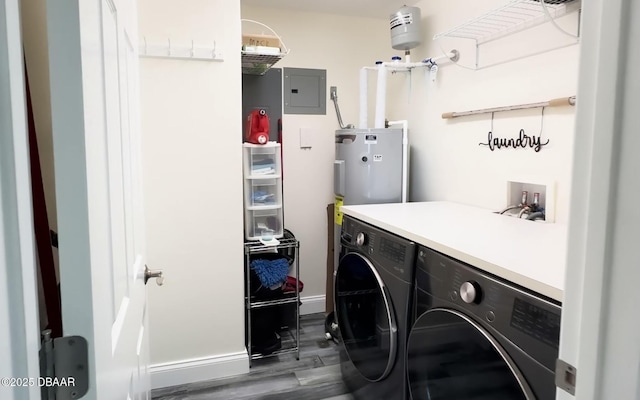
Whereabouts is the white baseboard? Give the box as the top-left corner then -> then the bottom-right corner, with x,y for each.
150,350 -> 249,390
150,296 -> 326,390
300,294 -> 326,315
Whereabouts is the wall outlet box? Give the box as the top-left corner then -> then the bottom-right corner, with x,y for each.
506,179 -> 556,222
299,127 -> 315,149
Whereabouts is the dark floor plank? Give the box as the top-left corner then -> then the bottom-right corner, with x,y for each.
251,380 -> 351,400
153,313 -> 346,400
185,373 -> 300,400
295,364 -> 342,386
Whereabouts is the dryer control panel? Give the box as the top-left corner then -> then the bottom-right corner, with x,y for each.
341,215 -> 415,283
510,297 -> 561,349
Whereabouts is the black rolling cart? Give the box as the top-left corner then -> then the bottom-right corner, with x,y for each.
244,236 -> 300,366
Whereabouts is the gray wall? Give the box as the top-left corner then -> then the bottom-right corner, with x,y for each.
242,68 -> 282,142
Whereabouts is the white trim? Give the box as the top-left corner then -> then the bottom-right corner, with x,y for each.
150,351 -> 249,390
149,296 -> 326,391
0,0 -> 41,398
559,0 -> 640,398
149,295 -> 326,391
300,295 -> 326,315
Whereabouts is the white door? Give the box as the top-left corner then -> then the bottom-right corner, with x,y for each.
558,0 -> 640,399
47,0 -> 157,399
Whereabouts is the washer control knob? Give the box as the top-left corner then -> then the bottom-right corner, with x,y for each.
486,311 -> 496,323
356,232 -> 367,246
460,281 -> 481,304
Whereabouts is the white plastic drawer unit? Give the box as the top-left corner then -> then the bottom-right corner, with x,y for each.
242,142 -> 284,240
245,208 -> 284,240
246,178 -> 282,207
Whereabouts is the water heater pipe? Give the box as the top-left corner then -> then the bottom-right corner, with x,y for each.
375,63 -> 387,128
359,68 -> 368,129
330,86 -> 353,129
388,120 -> 409,203
376,51 -> 458,69
359,50 -> 458,129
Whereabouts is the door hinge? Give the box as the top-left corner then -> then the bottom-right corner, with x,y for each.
40,329 -> 89,400
555,358 -> 577,395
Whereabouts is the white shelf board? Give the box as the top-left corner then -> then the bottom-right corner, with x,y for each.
242,141 -> 280,148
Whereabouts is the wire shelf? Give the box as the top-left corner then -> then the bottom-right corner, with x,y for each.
248,296 -> 298,309
241,19 -> 289,75
245,237 -> 299,253
241,51 -> 288,75
250,329 -> 298,360
434,0 -> 581,45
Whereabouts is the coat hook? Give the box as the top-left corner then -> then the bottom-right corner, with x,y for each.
191,40 -> 195,58
143,36 -> 147,55
212,40 -> 216,58
167,38 -> 171,56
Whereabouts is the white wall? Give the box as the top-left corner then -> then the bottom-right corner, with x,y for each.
240,5 -> 398,303
138,0 -> 247,385
399,0 -> 580,224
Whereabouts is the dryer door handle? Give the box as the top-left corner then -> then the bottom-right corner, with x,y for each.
380,284 -> 398,372
334,252 -> 399,383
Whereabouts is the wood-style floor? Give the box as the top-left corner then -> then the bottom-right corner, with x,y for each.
152,313 -> 353,400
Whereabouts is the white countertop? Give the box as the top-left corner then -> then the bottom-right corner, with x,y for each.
340,201 -> 568,302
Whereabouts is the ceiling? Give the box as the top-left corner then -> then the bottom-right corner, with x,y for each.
241,0 -> 414,19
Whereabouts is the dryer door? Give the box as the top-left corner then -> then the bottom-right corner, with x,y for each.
407,308 -> 535,400
335,252 -> 397,382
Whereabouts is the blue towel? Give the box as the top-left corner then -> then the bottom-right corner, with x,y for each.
252,191 -> 275,204
250,258 -> 289,288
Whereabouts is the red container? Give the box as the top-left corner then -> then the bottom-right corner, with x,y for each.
245,109 -> 270,145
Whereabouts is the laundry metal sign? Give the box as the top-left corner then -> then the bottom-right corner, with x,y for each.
477,107 -> 550,152
479,129 -> 549,152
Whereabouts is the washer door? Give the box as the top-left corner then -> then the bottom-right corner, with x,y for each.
407,308 -> 535,400
335,252 -> 397,382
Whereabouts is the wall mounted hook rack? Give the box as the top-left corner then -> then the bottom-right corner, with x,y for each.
139,36 -> 223,62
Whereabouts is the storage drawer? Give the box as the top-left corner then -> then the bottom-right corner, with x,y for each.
245,178 -> 282,207
245,207 -> 284,240
243,143 -> 280,177
248,146 -> 277,155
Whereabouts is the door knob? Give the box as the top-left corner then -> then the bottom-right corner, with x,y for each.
144,265 -> 164,286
